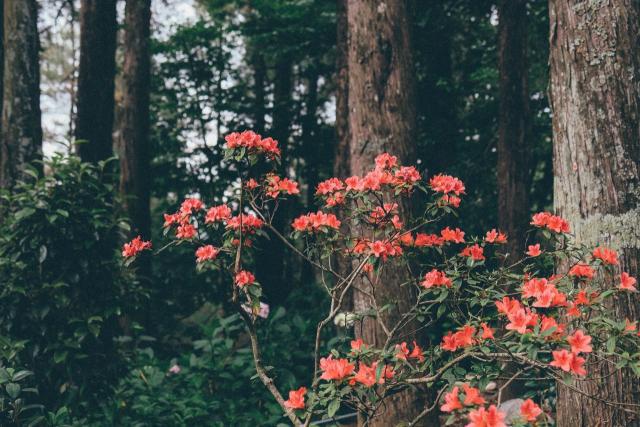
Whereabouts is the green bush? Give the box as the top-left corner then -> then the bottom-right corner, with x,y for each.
83,287 -> 328,427
0,155 -> 142,416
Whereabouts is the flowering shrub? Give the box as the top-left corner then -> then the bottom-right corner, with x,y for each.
124,130 -> 640,426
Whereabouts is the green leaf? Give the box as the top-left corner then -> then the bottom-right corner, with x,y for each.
54,350 -> 68,364
606,336 -> 616,354
15,208 -> 36,221
327,398 -> 340,417
5,382 -> 20,399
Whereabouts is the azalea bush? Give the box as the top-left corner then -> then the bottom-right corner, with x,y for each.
124,131 -> 640,426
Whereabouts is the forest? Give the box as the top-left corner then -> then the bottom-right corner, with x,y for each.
0,0 -> 638,426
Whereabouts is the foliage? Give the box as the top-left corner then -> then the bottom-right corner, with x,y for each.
81,290 -> 327,427
127,131 -> 640,426
0,155 -> 141,416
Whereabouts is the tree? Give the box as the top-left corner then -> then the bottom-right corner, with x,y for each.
497,0 -> 531,258
118,0 -> 151,239
347,0 -> 426,424
75,0 -> 117,163
0,0 -> 41,189
333,0 -> 349,181
550,1 -> 640,425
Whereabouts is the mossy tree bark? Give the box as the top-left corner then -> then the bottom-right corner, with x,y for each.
550,0 -> 640,425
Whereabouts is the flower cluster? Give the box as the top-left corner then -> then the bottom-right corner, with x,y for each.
122,236 -> 152,258
264,174 -> 300,198
224,130 -> 280,158
530,211 -> 570,233
292,211 -> 341,232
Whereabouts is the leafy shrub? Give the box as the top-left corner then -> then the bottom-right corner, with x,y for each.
0,155 -> 142,416
83,292 -> 326,427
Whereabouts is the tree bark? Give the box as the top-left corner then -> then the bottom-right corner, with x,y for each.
334,0 -> 349,181
256,57 -> 292,303
251,51 -> 266,135
347,1 -> 427,425
118,0 -> 151,239
75,0 -> 117,163
550,1 -> 640,426
497,0 -> 531,259
1,0 -> 41,189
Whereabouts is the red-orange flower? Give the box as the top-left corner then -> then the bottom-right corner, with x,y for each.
462,384 -> 485,405
520,399 -> 543,422
551,349 -> 584,374
292,211 -> 341,232
122,236 -> 152,258
484,229 -> 507,244
592,247 -> 619,265
319,355 -> 355,381
429,174 -> 465,195
506,308 -> 535,335
205,204 -> 232,223
176,223 -> 196,239
414,233 -> 444,247
442,325 -> 476,351
568,263 -> 595,279
526,244 -> 542,257
421,269 -> 452,289
466,405 -> 506,427
350,338 -> 366,351
284,386 -> 306,410
460,244 -> 485,261
195,245 -> 219,263
620,272 -> 637,291
480,323 -> 495,340
409,341 -> 425,362
235,270 -> 256,287
531,211 -> 570,233
567,330 -> 592,354
441,227 -> 465,243
440,386 -> 463,412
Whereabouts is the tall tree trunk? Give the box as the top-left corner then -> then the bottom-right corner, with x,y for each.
75,0 -> 117,163
0,0 -> 41,189
257,58 -> 292,304
497,0 -> 531,259
118,0 -> 151,240
334,0 -> 349,181
0,0 -> 3,137
251,51 -> 266,135
301,70 -> 319,281
348,1 -> 427,425
550,1 -> 640,426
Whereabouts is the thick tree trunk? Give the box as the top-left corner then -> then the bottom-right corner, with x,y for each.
348,1 -> 427,425
0,0 -> 41,189
550,1 -> 640,426
118,0 -> 151,239
75,0 -> 117,163
497,0 -> 531,259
